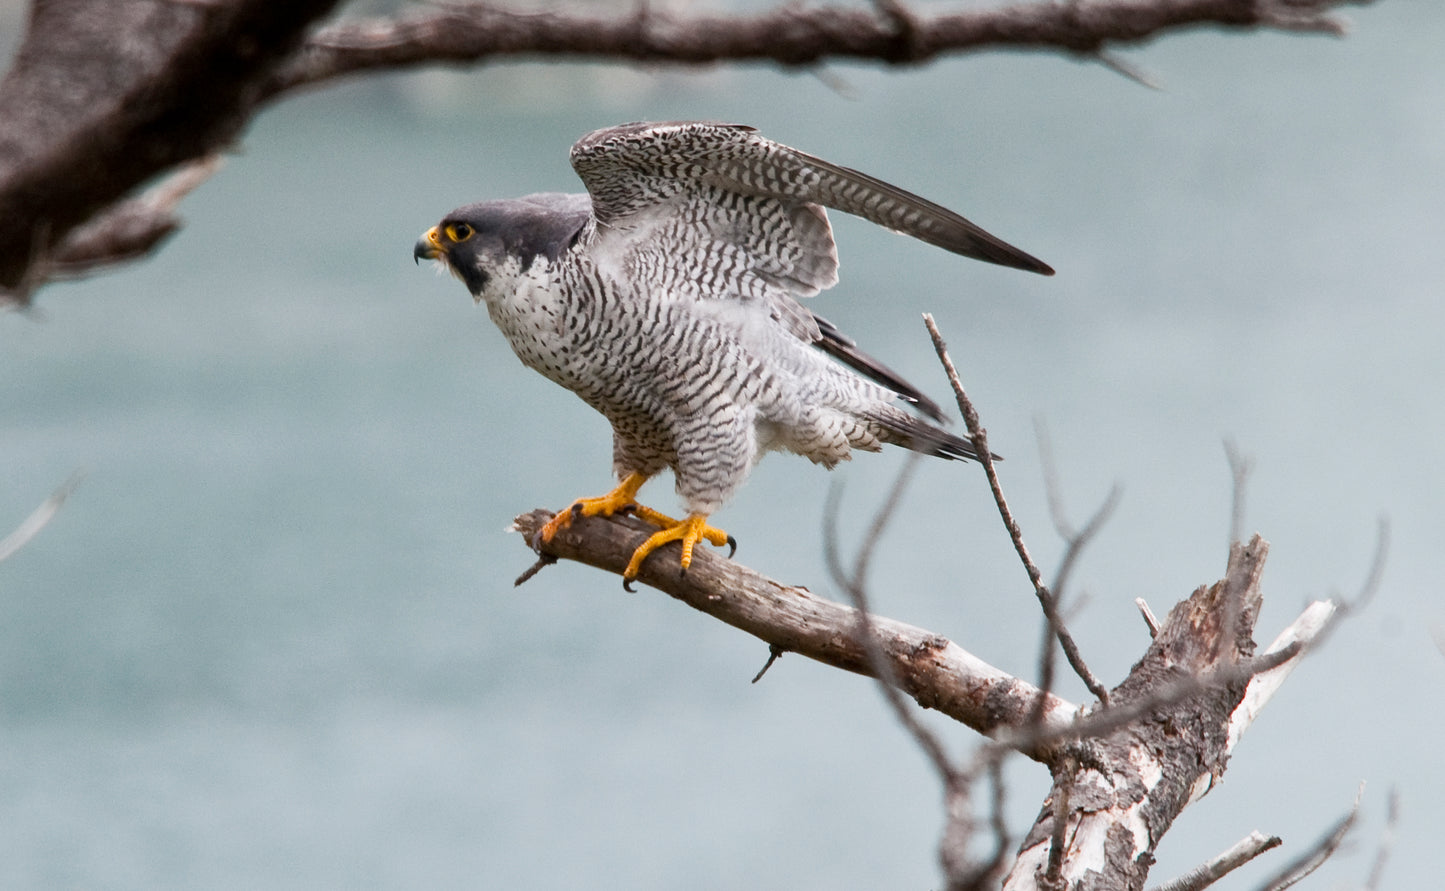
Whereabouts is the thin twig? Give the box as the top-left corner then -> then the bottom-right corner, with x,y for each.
0,473 -> 84,563
823,465 -> 956,784
1252,784 -> 1363,891
1150,830 -> 1283,891
1362,787 -> 1399,891
1338,516 -> 1390,615
1034,418 -> 1076,540
1005,632 -> 1311,755
1223,438 -> 1254,547
750,644 -> 785,683
1094,50 -> 1162,89
824,467 -> 1004,890
925,313 -> 1112,706
972,756 -> 1013,890
513,552 -> 557,586
1135,597 -> 1160,638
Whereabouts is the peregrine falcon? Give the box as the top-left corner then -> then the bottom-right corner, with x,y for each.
414,121 -> 1051,585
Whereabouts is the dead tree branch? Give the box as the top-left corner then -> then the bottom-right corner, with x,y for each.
0,0 -> 342,302
1253,786 -> 1362,891
0,0 -> 1375,302
1150,830 -> 1283,891
924,313 -> 1112,706
273,0 -> 1368,94
1002,536 -> 1333,890
511,507 -> 1082,760
0,473 -> 84,564
515,504 -> 1339,890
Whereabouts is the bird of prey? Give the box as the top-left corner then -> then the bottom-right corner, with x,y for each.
415,121 -> 1051,585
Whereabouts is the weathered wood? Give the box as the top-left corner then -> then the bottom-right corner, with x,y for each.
1004,537 -> 1332,891
512,508 -> 1081,758
0,0 -> 339,296
0,0 -> 1366,301
273,0 -> 1360,94
514,510 -> 1334,890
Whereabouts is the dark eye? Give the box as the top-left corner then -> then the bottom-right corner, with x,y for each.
445,222 -> 474,242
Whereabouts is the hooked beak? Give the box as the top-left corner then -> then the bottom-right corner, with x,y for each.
413,226 -> 444,264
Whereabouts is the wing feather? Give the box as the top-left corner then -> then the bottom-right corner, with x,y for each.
571,120 -> 1053,276
567,121 -> 1046,421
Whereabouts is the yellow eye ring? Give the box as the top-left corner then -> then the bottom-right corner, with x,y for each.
445,222 -> 474,242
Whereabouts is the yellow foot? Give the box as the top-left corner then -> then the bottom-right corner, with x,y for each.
536,472 -> 652,547
622,513 -> 736,589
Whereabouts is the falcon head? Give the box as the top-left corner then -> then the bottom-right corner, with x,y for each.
414,193 -> 591,299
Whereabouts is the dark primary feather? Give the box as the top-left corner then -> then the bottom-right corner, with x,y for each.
811,313 -> 946,422
866,410 -> 997,463
571,121 -> 1054,276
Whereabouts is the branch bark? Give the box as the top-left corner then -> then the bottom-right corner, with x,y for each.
0,0 -> 341,300
1003,537 -> 1330,890
512,507 -> 1082,759
0,0 -> 1371,302
514,509 -> 1335,890
272,0 -> 1365,95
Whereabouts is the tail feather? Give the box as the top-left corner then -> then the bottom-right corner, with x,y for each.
812,312 -> 947,422
865,409 -> 1000,463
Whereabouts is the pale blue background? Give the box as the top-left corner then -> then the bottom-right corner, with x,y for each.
2,2 -> 1441,887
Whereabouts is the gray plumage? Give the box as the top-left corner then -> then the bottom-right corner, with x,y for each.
415,121 -> 1050,518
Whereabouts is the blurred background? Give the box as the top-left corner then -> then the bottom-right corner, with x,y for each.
1,1 -> 1441,887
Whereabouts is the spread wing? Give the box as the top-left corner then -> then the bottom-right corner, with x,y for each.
570,120 -> 1053,280
568,121 -> 1050,414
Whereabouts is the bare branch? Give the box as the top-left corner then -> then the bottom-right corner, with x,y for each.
1150,830 -> 1283,891
1135,597 -> 1160,637
823,464 -> 1006,889
271,0 -> 1368,95
33,155 -> 224,288
511,507 -> 1080,756
518,502 -> 1351,891
1363,787 -> 1399,891
1252,786 -> 1363,891
0,0 -> 341,301
0,0 -> 1375,298
1337,515 -> 1389,615
0,473 -> 84,564
1044,759 -> 1077,888
1005,535 -> 1289,890
1225,599 -> 1336,754
1223,437 -> 1254,546
924,313 -> 1111,706
749,644 -> 785,684
822,459 -> 960,786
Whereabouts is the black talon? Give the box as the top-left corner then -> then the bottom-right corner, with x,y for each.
725,535 -> 738,559
617,504 -> 637,517
623,577 -> 637,592
569,502 -> 583,518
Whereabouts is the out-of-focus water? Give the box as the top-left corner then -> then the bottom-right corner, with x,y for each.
2,4 -> 1442,888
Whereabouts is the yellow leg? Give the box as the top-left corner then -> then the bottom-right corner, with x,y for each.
629,503 -> 680,528
622,512 -> 733,582
537,472 -> 652,545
